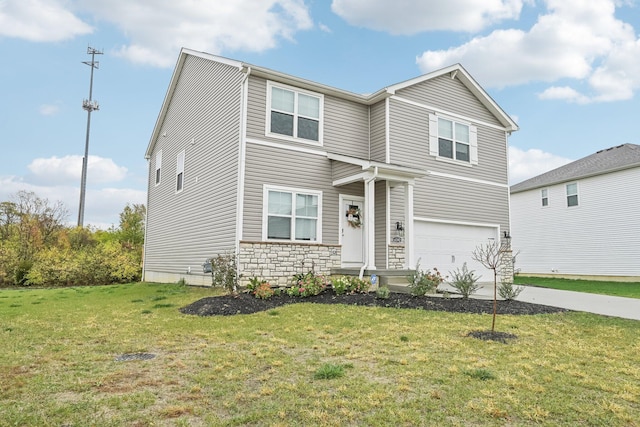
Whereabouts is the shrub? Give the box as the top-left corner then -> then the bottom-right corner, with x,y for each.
254,282 -> 275,300
246,276 -> 266,293
448,262 -> 481,298
288,271 -> 327,297
329,275 -> 371,295
407,261 -> 444,296
376,286 -> 390,299
498,280 -> 524,300
331,276 -> 349,295
209,253 -> 239,294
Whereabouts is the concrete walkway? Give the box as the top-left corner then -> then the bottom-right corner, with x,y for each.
439,283 -> 640,321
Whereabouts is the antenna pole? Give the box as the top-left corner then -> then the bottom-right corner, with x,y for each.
77,46 -> 103,227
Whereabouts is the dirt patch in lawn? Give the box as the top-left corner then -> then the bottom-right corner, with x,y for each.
180,291 -> 569,317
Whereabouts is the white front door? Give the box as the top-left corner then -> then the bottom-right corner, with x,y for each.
340,195 -> 365,267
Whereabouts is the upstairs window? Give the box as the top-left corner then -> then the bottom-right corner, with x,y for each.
566,183 -> 578,207
541,188 -> 548,206
155,150 -> 162,185
176,150 -> 185,193
267,82 -> 323,144
264,186 -> 321,242
429,114 -> 478,164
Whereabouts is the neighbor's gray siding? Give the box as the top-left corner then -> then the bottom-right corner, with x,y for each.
370,100 -> 386,162
245,76 -> 369,157
242,143 -> 341,244
145,55 -> 243,279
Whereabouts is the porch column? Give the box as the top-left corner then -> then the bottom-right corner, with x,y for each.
365,177 -> 376,269
404,182 -> 415,269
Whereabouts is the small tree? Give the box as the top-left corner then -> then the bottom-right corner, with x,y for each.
472,240 -> 510,332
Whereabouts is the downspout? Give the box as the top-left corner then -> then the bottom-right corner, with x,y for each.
235,65 -> 251,292
359,166 -> 379,279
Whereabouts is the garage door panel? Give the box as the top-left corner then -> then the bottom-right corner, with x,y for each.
414,222 -> 498,281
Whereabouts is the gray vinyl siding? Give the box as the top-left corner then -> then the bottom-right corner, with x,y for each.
413,175 -> 510,231
389,185 -> 406,233
370,101 -> 386,162
395,74 -> 502,127
375,181 -> 387,268
388,98 -> 509,184
243,143 -> 342,244
246,76 -> 369,157
332,161 -> 362,182
145,55 -> 243,276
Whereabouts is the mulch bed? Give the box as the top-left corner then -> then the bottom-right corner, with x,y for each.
180,291 -> 569,317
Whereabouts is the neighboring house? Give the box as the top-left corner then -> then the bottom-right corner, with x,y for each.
142,48 -> 518,286
510,144 -> 640,281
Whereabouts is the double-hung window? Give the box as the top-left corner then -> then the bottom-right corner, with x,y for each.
566,183 -> 578,207
267,82 -> 323,143
541,188 -> 548,206
429,114 -> 478,164
155,150 -> 162,185
176,150 -> 185,193
264,186 -> 321,242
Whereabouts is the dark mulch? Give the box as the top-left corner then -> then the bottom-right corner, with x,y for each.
180,291 -> 569,317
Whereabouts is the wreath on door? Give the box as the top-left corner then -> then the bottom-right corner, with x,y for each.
346,206 -> 362,228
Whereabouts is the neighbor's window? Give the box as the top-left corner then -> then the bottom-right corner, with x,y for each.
265,186 -> 321,242
176,150 -> 185,193
155,150 -> 162,185
268,82 -> 322,143
566,183 -> 578,207
541,188 -> 548,206
429,114 -> 477,164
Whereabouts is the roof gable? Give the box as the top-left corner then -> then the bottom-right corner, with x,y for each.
511,144 -> 640,193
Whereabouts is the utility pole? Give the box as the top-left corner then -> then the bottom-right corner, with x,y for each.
77,46 -> 103,227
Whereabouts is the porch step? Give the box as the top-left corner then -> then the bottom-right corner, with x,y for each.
330,268 -> 413,294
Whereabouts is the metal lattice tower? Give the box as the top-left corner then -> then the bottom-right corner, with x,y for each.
77,46 -> 103,227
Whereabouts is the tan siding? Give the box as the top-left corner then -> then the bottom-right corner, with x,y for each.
370,101 -> 386,162
395,74 -> 502,126
389,185 -> 406,233
332,161 -> 362,182
375,181 -> 387,268
243,143 -> 342,244
145,55 -> 243,278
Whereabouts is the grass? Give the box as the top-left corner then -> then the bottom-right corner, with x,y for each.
1,283 -> 639,426
515,276 -> 640,299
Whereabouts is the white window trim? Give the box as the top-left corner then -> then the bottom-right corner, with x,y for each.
262,184 -> 323,243
265,81 -> 324,146
155,150 -> 162,186
541,188 -> 549,207
176,150 -> 185,194
566,182 -> 578,207
429,113 -> 478,165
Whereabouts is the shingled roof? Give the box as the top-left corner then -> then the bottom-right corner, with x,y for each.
510,143 -> 640,193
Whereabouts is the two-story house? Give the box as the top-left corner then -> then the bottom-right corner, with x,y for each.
142,48 -> 518,287
510,143 -> 640,281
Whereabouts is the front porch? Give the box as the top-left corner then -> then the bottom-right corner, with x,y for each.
330,267 -> 414,293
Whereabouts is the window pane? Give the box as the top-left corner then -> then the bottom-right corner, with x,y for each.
268,191 -> 292,215
542,198 -> 548,207
156,168 -> 161,185
456,142 -> 469,162
566,183 -> 577,195
271,87 -> 294,113
439,138 -> 453,159
567,195 -> 578,207
268,216 -> 291,239
271,111 -> 294,136
455,123 -> 469,143
295,218 -> 317,241
296,194 -> 318,217
298,93 -> 319,119
176,172 -> 183,192
438,118 -> 453,139
298,117 -> 319,141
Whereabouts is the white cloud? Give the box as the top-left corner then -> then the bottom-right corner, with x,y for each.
39,104 -> 61,116
318,22 -> 332,33
27,155 -> 128,185
76,0 -> 314,67
416,0 -> 640,103
509,146 -> 573,184
331,0 -> 525,34
0,0 -> 92,41
0,176 -> 145,229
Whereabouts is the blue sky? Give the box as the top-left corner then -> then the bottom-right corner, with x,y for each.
1,0 -> 639,228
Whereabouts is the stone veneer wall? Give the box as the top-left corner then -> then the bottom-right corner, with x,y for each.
388,244 -> 405,269
238,241 -> 341,286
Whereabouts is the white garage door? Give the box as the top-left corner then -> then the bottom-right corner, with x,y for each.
413,221 -> 499,282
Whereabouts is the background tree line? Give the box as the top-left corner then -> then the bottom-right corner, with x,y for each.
0,191 -> 145,287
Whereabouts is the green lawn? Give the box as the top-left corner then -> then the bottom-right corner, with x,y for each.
1,283 -> 639,426
515,276 -> 640,299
